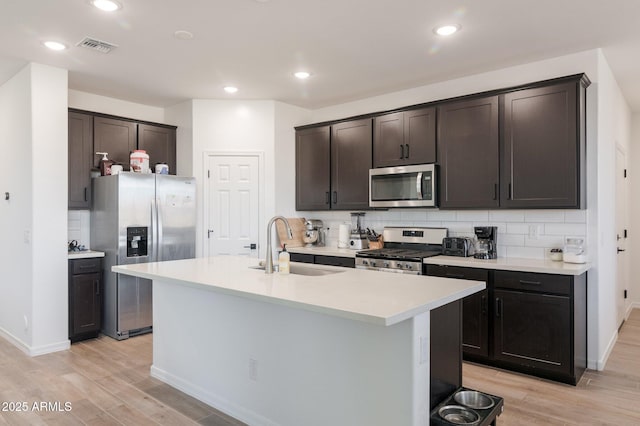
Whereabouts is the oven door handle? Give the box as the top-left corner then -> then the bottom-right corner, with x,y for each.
416,172 -> 423,199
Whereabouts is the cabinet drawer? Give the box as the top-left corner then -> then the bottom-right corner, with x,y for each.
494,271 -> 571,295
71,258 -> 102,274
315,255 -> 355,268
425,265 -> 488,282
291,253 -> 314,264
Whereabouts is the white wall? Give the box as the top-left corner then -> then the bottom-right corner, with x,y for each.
0,63 -> 69,355
30,64 -> 69,352
631,114 -> 640,309
68,89 -> 165,124
0,64 -> 34,350
285,49 -> 626,370
165,100 -> 194,176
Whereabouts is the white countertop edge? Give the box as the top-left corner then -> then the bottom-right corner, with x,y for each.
288,246 -> 359,258
68,250 -> 105,259
424,255 -> 590,276
112,262 -> 485,327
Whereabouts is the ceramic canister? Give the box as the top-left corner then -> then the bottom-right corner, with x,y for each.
155,163 -> 169,174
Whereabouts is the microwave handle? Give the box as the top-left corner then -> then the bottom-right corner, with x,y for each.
416,172 -> 423,199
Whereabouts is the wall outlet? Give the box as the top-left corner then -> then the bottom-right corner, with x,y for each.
249,358 -> 258,381
419,336 -> 429,365
528,225 -> 540,239
24,229 -> 31,244
24,315 -> 28,331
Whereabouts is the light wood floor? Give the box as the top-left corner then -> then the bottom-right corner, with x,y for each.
464,308 -> 640,425
1,309 -> 639,425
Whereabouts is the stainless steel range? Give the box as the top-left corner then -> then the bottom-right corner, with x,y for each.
355,227 -> 447,275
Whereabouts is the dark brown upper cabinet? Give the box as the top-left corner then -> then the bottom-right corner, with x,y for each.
373,107 -> 436,168
68,112 -> 94,209
138,124 -> 177,174
331,118 -> 372,210
93,117 -> 136,170
501,78 -> 588,208
296,126 -> 331,210
295,119 -> 372,211
438,96 -> 500,209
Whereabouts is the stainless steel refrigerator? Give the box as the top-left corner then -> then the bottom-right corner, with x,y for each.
91,173 -> 196,340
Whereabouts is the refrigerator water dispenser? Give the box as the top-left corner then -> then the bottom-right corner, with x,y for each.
127,227 -> 148,257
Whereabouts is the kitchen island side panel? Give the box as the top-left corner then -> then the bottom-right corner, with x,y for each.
151,278 -> 430,426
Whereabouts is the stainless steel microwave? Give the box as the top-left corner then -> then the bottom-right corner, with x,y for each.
369,164 -> 436,208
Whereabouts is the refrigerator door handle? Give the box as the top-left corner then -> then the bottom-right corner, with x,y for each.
151,198 -> 158,262
156,197 -> 163,261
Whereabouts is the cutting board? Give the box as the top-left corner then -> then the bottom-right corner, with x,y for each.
275,218 -> 306,248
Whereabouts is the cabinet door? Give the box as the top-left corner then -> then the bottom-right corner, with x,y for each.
438,96 -> 499,209
501,81 -> 580,208
295,126 -> 331,210
493,289 -> 571,375
93,117 -> 136,169
138,124 -> 176,174
373,112 -> 404,168
70,272 -> 101,337
373,108 -> 436,168
68,112 -> 93,209
331,119 -> 372,210
404,107 -> 436,165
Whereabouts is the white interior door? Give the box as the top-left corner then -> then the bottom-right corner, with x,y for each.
615,147 -> 629,327
206,155 -> 260,257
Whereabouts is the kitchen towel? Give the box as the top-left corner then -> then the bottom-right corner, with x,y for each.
338,223 -> 351,248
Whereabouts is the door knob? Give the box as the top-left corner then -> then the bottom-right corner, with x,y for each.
617,248 -> 625,253
244,243 -> 257,250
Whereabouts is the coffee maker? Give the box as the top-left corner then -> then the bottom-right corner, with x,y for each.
474,226 -> 497,259
303,219 -> 325,247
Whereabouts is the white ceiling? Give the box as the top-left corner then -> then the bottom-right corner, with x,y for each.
2,0 -> 640,111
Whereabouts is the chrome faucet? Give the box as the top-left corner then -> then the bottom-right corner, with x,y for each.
265,216 -> 293,274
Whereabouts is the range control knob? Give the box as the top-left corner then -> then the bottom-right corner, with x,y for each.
405,264 -> 413,270
383,262 -> 390,268
370,261 -> 377,267
362,260 -> 369,266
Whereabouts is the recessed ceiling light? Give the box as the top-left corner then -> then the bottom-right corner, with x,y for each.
434,24 -> 460,36
43,41 -> 67,51
224,86 -> 238,94
91,0 -> 122,12
294,71 -> 311,80
174,30 -> 194,40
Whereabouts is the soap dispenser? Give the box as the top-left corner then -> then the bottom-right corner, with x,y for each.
96,152 -> 113,176
278,244 -> 290,274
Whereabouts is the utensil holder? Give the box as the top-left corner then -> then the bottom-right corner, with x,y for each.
368,236 -> 384,249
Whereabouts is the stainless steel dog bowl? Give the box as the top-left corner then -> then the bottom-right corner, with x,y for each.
454,390 -> 495,410
438,405 -> 480,425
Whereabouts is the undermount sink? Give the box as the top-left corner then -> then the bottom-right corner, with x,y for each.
250,264 -> 344,276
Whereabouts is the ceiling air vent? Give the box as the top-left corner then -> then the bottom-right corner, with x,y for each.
76,37 -> 118,54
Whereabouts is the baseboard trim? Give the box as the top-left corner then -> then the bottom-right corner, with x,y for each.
150,365 -> 277,426
0,326 -> 70,357
597,329 -> 618,371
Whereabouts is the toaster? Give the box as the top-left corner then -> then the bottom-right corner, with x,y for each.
442,237 -> 476,257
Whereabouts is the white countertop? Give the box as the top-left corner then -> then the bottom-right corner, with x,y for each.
113,256 -> 484,326
68,250 -> 105,260
288,245 -> 359,258
424,255 -> 591,276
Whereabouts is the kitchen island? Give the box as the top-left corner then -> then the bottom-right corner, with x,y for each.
113,256 -> 484,426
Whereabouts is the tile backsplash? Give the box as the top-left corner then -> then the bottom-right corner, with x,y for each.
296,209 -> 588,260
68,210 -> 91,247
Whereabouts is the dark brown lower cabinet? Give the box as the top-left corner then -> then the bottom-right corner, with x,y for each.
494,289 -> 571,374
69,258 -> 103,342
290,252 -> 355,268
426,264 -> 587,385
